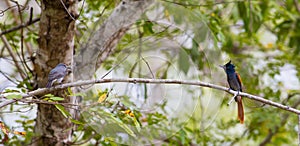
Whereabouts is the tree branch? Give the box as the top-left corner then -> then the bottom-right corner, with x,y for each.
259,98 -> 300,146
0,18 -> 40,36
74,0 -> 155,80
1,78 -> 300,115
161,0 -> 256,8
0,35 -> 26,79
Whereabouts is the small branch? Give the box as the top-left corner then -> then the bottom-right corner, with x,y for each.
259,99 -> 300,146
0,78 -> 299,116
0,18 -> 40,36
59,0 -> 76,20
17,98 -> 80,107
0,35 -> 26,79
74,0 -> 155,80
161,0 -> 257,8
0,70 -> 18,85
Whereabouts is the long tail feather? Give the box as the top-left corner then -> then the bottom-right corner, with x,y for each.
237,96 -> 244,124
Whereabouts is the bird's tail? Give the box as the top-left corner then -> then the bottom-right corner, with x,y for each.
46,81 -> 52,88
237,96 -> 244,124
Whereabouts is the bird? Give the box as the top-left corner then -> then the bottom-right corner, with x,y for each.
46,63 -> 68,88
220,60 -> 244,124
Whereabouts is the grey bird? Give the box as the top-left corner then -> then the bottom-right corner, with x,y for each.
46,63 -> 68,88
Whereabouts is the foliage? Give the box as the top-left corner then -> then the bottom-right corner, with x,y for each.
0,0 -> 299,145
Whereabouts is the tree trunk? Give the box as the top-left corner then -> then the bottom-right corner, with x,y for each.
32,0 -> 154,145
32,0 -> 77,145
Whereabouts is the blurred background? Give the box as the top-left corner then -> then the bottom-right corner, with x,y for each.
0,0 -> 300,145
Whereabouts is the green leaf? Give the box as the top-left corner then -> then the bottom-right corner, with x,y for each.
54,104 -> 71,118
3,88 -> 20,93
99,110 -> 136,137
142,21 -> 154,35
6,93 -> 22,99
49,97 -> 65,101
143,83 -> 147,100
70,119 -> 85,125
44,94 -> 54,97
132,116 -> 141,132
67,87 -> 73,95
107,115 -> 136,137
104,137 -> 118,146
178,49 -> 190,74
238,2 -> 249,32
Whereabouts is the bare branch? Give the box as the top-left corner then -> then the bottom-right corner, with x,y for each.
161,0 -> 259,8
0,78 -> 300,116
0,35 -> 26,79
59,0 -> 76,20
0,18 -> 40,36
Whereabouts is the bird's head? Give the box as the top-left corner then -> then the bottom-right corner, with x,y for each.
56,63 -> 66,68
219,60 -> 235,72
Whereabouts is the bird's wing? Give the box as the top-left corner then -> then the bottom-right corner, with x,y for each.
48,66 -> 67,80
235,72 -> 243,92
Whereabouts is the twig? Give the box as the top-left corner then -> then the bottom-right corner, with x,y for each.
18,5 -> 34,77
4,0 -> 21,22
0,70 -> 18,85
16,1 -> 31,81
142,57 -> 155,78
59,0 -> 76,20
2,1 -> 35,77
0,18 -> 40,36
0,35 -> 26,79
0,5 -> 18,17
161,0 -> 259,8
0,78 -> 299,116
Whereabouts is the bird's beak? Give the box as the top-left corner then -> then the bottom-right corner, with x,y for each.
219,65 -> 225,70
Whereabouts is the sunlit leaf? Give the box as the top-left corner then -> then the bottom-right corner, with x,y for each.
55,104 -> 71,118
97,93 -> 107,103
101,111 -> 136,137
132,115 -> 141,132
13,131 -> 26,136
70,119 -> 85,125
0,121 -> 9,135
49,97 -> 65,101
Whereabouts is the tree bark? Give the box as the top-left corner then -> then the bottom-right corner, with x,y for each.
32,0 -> 154,145
32,0 -> 77,145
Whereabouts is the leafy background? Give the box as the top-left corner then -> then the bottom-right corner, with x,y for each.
0,0 -> 300,145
